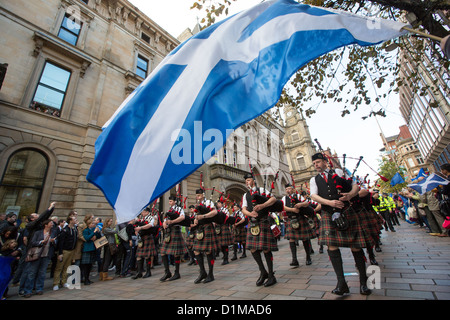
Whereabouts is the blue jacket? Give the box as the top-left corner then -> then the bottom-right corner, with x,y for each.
82,228 -> 101,252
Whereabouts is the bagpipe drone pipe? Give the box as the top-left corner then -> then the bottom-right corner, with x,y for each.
164,209 -> 191,227
250,192 -> 284,221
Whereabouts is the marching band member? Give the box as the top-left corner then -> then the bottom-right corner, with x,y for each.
192,189 -> 220,284
215,198 -> 233,265
159,196 -> 188,281
132,207 -> 158,280
242,173 -> 282,287
309,153 -> 372,296
282,184 -> 316,267
230,203 -> 248,260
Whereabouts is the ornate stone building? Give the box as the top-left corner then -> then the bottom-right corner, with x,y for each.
0,0 -> 178,221
282,104 -> 317,191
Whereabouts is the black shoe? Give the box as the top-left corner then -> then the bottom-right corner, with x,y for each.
370,258 -> 378,265
132,273 -> 142,280
319,246 -> 324,254
143,269 -> 152,278
203,274 -> 214,283
222,259 -> 229,265
231,254 -> 238,261
240,253 -> 247,259
305,258 -> 312,265
331,281 -> 350,295
159,272 -> 172,282
168,272 -> 180,281
360,284 -> 372,295
194,271 -> 207,284
264,274 -> 277,287
256,272 -> 268,286
188,259 -> 196,266
375,246 -> 382,252
290,259 -> 299,267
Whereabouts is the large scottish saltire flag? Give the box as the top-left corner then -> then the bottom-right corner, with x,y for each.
87,0 -> 408,222
408,173 -> 449,195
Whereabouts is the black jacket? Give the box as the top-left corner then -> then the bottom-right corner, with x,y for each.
57,225 -> 78,255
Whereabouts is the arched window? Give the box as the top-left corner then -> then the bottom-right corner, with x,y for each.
0,149 -> 48,223
296,153 -> 306,170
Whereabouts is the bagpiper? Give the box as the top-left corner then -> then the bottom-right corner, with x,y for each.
132,207 -> 158,280
192,189 -> 220,284
241,173 -> 283,287
186,205 -> 197,265
215,197 -> 234,265
159,196 -> 188,281
230,203 -> 248,260
309,153 -> 373,296
281,184 -> 316,267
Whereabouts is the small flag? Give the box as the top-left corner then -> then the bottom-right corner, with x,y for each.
390,172 -> 405,186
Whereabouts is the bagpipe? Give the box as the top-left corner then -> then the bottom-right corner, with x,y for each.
247,159 -> 284,221
163,183 -> 191,228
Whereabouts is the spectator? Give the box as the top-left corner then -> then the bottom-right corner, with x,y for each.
418,188 -> 441,235
427,188 -> 448,237
100,218 -> 117,281
0,213 -> 17,234
22,219 -> 58,298
49,217 -> 64,278
18,202 -> 56,296
118,219 -> 135,278
80,220 -> 101,285
52,215 -> 78,291
1,238 -> 21,300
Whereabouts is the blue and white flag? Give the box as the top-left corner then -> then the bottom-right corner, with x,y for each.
411,167 -> 427,181
390,172 -> 405,186
87,0 -> 408,222
408,173 -> 449,195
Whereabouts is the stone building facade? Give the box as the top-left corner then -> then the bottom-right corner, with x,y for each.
0,0 -> 292,222
0,0 -> 178,221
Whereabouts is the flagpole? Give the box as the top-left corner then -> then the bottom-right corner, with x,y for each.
401,26 -> 443,42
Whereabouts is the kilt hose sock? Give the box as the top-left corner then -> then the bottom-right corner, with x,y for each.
327,249 -> 349,295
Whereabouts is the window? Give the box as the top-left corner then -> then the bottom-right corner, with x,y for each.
0,149 -> 48,223
136,55 -> 149,79
141,33 -> 151,44
296,153 -> 306,170
58,13 -> 82,46
31,62 -> 71,117
407,157 -> 415,167
291,131 -> 300,142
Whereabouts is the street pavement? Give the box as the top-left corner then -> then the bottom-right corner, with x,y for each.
6,220 -> 450,301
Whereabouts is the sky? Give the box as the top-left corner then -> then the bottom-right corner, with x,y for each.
128,0 -> 407,185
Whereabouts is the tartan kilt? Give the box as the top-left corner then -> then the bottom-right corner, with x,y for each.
215,224 -> 233,247
80,251 -> 96,264
360,208 -> 381,237
136,234 -> 157,258
285,217 -> 316,241
186,229 -> 195,248
313,214 -> 321,236
318,206 -> 374,248
160,226 -> 187,256
232,225 -> 247,243
193,223 -> 220,253
246,219 -> 278,252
